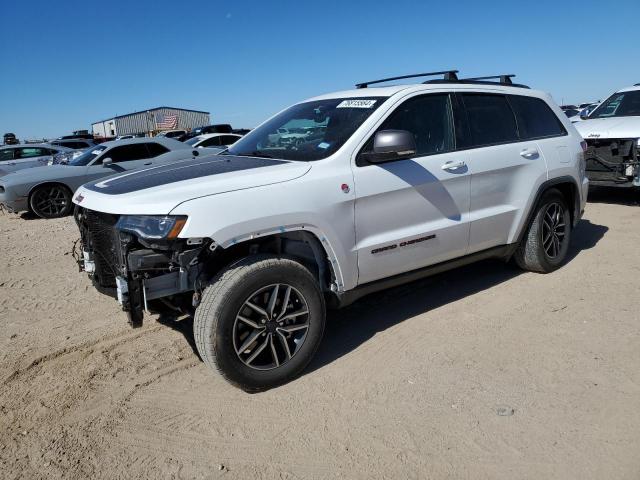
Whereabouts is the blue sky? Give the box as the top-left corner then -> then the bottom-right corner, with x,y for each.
1,0 -> 638,139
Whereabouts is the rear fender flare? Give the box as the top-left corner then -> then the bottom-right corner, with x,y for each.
515,176 -> 581,245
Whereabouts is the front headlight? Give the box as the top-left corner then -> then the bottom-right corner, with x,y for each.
116,215 -> 187,240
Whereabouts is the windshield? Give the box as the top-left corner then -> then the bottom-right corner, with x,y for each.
226,97 -> 384,161
590,90 -> 640,118
184,137 -> 202,146
68,145 -> 107,166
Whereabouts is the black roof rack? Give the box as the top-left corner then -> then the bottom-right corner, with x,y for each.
424,73 -> 529,89
355,70 -> 458,89
464,74 -> 515,84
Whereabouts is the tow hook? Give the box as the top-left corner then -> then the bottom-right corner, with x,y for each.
192,291 -> 201,308
82,250 -> 96,274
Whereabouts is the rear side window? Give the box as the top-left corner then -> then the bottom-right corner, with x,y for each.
508,96 -> 566,139
0,149 -> 15,161
200,136 -> 222,147
462,94 -> 518,147
60,141 -> 89,149
145,142 -> 170,157
16,148 -> 49,158
103,144 -> 151,163
221,135 -> 239,145
365,94 -> 455,158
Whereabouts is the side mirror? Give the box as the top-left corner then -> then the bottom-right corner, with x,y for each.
362,130 -> 417,164
580,112 -> 590,120
192,150 -> 199,156
102,157 -> 113,167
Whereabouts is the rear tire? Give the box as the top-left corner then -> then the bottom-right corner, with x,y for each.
194,255 -> 325,392
514,188 -> 571,273
29,184 -> 73,218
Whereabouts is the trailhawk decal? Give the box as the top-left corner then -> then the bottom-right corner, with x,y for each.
371,235 -> 436,254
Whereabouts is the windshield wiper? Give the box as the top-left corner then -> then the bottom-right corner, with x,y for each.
238,151 -> 273,159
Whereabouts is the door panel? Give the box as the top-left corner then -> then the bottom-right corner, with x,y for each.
354,152 -> 471,284
466,142 -> 546,252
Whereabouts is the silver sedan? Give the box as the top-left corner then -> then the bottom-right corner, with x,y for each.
0,144 -> 74,176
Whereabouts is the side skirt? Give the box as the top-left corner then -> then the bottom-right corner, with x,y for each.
333,244 -> 518,308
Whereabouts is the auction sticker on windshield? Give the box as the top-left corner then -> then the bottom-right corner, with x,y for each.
337,99 -> 377,109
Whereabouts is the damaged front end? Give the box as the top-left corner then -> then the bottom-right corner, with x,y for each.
73,207 -> 212,327
584,138 -> 640,187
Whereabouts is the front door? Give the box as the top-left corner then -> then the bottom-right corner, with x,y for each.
84,143 -> 155,183
353,93 -> 471,285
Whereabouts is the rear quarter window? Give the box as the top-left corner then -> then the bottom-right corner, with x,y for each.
0,149 -> 15,161
146,142 -> 170,157
462,94 -> 519,147
508,96 -> 567,139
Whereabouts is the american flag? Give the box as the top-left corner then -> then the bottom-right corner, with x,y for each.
155,112 -> 178,129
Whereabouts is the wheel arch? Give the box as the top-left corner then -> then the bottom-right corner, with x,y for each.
27,181 -> 74,212
27,180 -> 74,201
516,176 -> 581,245
209,228 -> 342,296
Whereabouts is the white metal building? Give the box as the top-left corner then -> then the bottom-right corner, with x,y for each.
92,107 -> 210,138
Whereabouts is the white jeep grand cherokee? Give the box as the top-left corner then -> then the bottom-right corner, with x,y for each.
72,70 -> 588,391
574,83 -> 640,189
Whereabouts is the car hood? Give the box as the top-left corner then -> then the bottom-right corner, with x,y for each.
74,155 -> 312,215
575,116 -> 640,139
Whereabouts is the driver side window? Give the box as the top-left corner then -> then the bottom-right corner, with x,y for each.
360,94 -> 455,162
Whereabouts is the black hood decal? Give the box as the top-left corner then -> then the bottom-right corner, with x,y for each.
84,155 -> 286,195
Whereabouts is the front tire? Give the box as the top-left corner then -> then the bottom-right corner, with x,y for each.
29,184 -> 73,218
514,188 -> 571,273
194,255 -> 325,392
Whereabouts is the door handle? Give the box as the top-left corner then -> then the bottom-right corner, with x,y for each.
143,162 -> 152,165
520,148 -> 539,159
441,160 -> 466,171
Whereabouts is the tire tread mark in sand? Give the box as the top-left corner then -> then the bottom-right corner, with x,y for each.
2,326 -> 164,385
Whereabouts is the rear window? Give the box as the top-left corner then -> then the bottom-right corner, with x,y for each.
508,96 -> 566,139
146,142 -> 170,157
462,94 -> 519,147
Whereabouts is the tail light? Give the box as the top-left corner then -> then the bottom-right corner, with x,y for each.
579,140 -> 587,178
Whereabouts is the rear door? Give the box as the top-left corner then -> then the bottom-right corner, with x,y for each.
353,93 -> 471,284
461,93 -> 551,253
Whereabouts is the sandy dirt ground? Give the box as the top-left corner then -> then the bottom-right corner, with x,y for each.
0,187 -> 639,480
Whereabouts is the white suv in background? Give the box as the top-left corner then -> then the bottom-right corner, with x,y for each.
72,70 -> 588,391
575,83 -> 640,188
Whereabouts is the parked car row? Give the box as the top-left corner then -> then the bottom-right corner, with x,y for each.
0,137 -> 212,218
0,144 -> 75,175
